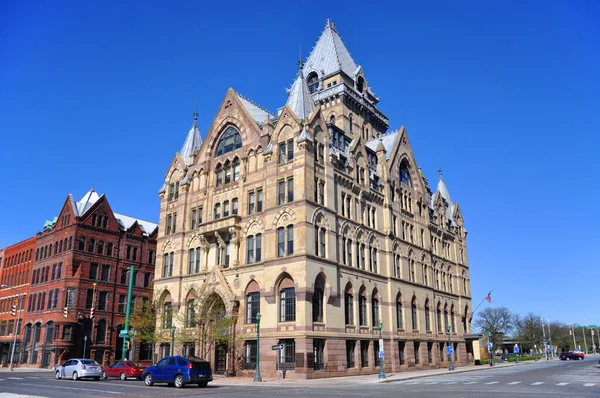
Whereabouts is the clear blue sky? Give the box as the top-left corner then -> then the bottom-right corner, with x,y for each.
1,1 -> 598,326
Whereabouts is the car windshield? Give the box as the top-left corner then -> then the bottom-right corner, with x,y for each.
81,360 -> 99,365
126,362 -> 142,367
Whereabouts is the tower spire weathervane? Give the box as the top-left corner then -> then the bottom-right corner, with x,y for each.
438,168 -> 444,180
193,97 -> 199,121
298,44 -> 304,70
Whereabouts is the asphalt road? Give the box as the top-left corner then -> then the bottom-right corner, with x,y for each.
0,357 -> 599,397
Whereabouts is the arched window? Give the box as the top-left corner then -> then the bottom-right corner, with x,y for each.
344,284 -> 354,325
59,240 -> 63,253
425,299 -> 431,332
186,299 -> 196,328
349,114 -> 353,133
307,72 -> 319,94
162,302 -> 173,328
444,304 -> 449,332
233,158 -> 240,181
411,297 -> 418,330
396,295 -> 403,329
400,161 -> 412,187
215,164 -> 223,187
358,288 -> 367,326
357,76 -> 365,93
68,237 -> 72,250
87,238 -> 95,253
247,236 -> 255,264
215,126 -> 242,157
451,305 -> 456,333
97,241 -> 104,255
312,277 -> 324,323
246,288 -> 260,324
224,160 -> 232,184
97,319 -> 107,344
106,242 -> 112,256
188,249 -> 195,274
329,115 -> 335,126
78,237 -> 85,251
372,295 -> 380,326
437,303 -> 442,333
280,287 -> 295,322
346,238 -> 352,267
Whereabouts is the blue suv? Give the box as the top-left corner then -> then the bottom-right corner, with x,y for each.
142,356 -> 213,388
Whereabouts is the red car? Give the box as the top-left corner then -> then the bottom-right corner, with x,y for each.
101,361 -> 146,380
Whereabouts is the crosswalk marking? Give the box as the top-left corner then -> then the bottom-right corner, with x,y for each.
508,381 -> 521,385
485,381 -> 499,385
446,382 -> 457,384
8,377 -> 24,380
557,382 -> 569,386
583,383 -> 596,387
531,382 -> 544,385
464,381 -> 478,384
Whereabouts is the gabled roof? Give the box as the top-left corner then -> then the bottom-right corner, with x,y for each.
366,130 -> 399,160
75,187 -> 101,216
113,212 -> 158,236
305,19 -> 358,78
285,67 -> 315,121
431,174 -> 457,226
179,116 -> 202,166
236,93 -> 275,125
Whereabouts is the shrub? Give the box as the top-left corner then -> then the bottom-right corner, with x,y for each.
507,355 -> 536,362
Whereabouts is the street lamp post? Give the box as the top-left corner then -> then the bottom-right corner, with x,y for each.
83,336 -> 88,359
541,317 -> 548,360
581,325 -> 588,354
547,316 -> 553,359
447,325 -> 454,371
121,265 -> 135,360
378,321 -> 386,379
2,284 -> 22,371
170,325 -> 176,357
253,313 -> 262,382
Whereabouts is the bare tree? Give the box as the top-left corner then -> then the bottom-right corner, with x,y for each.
129,291 -> 170,362
513,313 -> 544,352
473,307 -> 514,349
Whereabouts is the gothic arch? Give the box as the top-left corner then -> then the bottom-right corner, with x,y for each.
275,271 -> 296,291
245,279 -> 260,295
273,207 -> 297,228
243,217 -> 265,235
162,240 -> 174,252
158,289 -> 172,305
311,208 -> 330,229
205,118 -> 247,156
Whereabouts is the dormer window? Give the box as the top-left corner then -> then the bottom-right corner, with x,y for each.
400,162 -> 412,187
307,72 -> 319,94
215,126 -> 242,157
357,76 -> 365,93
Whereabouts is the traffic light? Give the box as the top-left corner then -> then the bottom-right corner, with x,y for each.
10,301 -> 17,317
90,307 -> 95,319
63,307 -> 68,318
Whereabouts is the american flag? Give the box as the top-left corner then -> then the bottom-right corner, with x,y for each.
485,292 -> 492,303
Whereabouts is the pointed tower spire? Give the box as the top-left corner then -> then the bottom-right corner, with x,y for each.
305,19 -> 358,78
286,61 -> 315,122
180,103 -> 203,166
436,169 -> 452,205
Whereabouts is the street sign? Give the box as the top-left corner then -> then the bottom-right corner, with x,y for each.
379,351 -> 384,359
514,346 -> 520,354
272,344 -> 283,351
119,330 -> 128,335
589,324 -> 598,328
486,342 -> 493,350
447,346 -> 454,355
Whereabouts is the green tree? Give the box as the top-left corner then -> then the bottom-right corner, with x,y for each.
473,307 -> 514,349
129,292 -> 170,362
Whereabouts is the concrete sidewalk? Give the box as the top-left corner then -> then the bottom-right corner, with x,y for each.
213,359 -> 548,387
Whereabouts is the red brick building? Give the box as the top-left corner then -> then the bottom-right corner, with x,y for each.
0,237 -> 35,367
20,188 -> 157,368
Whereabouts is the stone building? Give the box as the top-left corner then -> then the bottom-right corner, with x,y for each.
0,238 -> 35,367
154,20 -> 473,379
19,188 -> 157,368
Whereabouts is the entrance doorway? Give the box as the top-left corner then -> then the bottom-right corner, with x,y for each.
215,343 -> 227,374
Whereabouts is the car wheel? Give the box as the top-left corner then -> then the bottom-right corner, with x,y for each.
120,372 -> 127,381
198,382 -> 208,388
101,371 -> 107,380
55,371 -> 61,380
174,375 -> 184,388
144,374 -> 153,386
72,371 -> 79,381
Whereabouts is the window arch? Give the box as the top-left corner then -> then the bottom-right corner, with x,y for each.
371,289 -> 380,326
450,304 -> 456,334
344,283 -> 354,325
186,298 -> 196,328
411,296 -> 418,330
358,286 -> 367,326
78,237 -> 86,251
279,275 -> 296,322
357,76 -> 365,93
425,299 -> 431,332
444,303 -> 449,332
215,126 -> 242,157
224,160 -> 232,184
215,164 -> 223,187
246,280 -> 260,324
396,294 -> 403,329
400,161 -> 412,187
307,72 -> 319,94
312,274 -> 325,323
97,241 -> 104,255
437,302 -> 443,332
87,238 -> 95,253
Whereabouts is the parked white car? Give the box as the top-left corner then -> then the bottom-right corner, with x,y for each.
55,358 -> 103,380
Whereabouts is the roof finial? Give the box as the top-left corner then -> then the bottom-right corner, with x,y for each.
298,44 -> 304,70
193,97 -> 199,122
438,168 -> 444,180
91,185 -> 95,192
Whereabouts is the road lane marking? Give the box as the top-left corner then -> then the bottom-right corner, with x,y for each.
8,377 -> 24,380
464,382 -> 478,384
583,383 -> 596,387
531,382 -> 544,385
557,382 -> 569,386
485,381 -> 499,385
446,382 -> 457,384
22,383 -> 121,394
508,381 -> 521,385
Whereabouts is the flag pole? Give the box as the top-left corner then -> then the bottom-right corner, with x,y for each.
472,289 -> 494,316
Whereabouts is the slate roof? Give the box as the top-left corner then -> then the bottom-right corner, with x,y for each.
366,130 -> 399,160
286,68 -> 315,121
236,94 -> 275,125
180,117 -> 202,166
304,19 -> 358,78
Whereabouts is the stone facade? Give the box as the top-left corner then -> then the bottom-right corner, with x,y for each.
154,20 -> 473,379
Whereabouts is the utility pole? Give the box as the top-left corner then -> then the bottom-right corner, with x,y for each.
547,317 -> 553,359
571,324 -> 577,351
541,317 -> 548,360
582,325 -> 588,354
121,265 -> 135,360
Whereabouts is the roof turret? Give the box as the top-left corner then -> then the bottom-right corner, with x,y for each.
179,110 -> 202,166
286,65 -> 315,121
304,19 -> 358,78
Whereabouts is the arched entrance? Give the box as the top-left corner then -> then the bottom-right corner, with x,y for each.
197,293 -> 227,374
